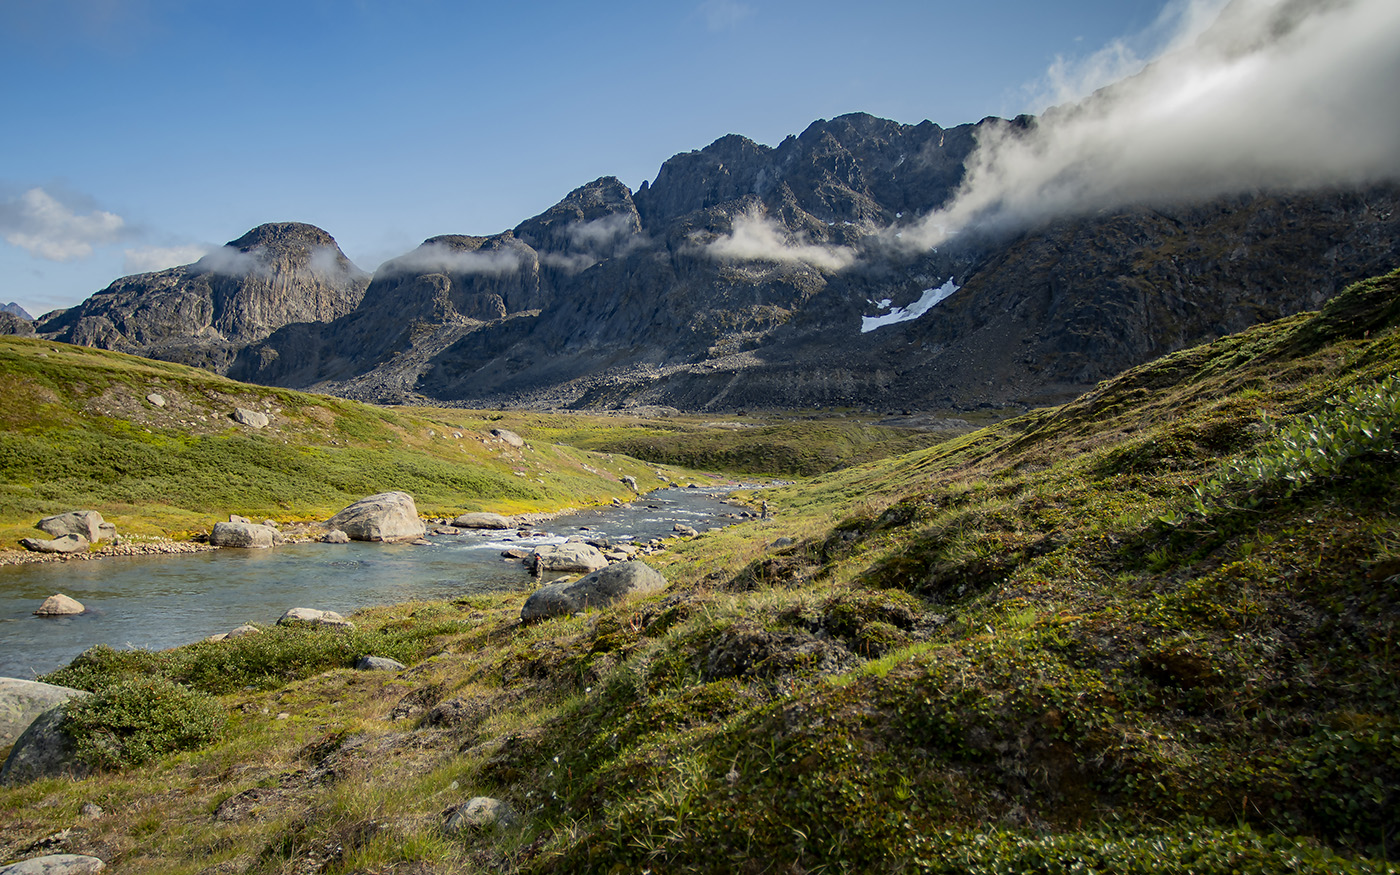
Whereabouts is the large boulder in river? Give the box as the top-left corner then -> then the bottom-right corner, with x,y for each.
0,705 -> 88,786
451,512 -> 513,529
19,535 -> 89,554
209,521 -> 279,548
325,492 -> 425,543
522,561 -> 667,622
33,594 -> 85,616
36,511 -> 109,542
0,679 -> 90,751
530,542 -> 608,574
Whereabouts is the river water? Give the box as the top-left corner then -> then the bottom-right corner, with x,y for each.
0,487 -> 748,679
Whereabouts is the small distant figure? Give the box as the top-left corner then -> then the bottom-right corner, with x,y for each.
761,500 -> 771,520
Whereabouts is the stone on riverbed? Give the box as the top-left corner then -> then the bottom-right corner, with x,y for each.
522,561 -> 667,622
210,521 -> 280,548
325,492 -> 425,543
19,535 -> 89,554
530,542 -> 608,574
451,512 -> 513,529
321,529 -> 351,544
33,594 -> 85,616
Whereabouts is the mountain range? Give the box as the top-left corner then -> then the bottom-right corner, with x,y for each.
16,111 -> 1400,413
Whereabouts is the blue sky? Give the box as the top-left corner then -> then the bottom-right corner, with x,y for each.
0,0 -> 1185,316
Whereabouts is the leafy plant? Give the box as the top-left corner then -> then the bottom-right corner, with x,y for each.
63,675 -> 227,770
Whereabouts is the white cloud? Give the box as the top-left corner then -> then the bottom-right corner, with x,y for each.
381,241 -> 525,277
903,0 -> 1400,249
701,210 -> 856,271
122,244 -> 209,274
567,213 -> 639,251
0,187 -> 126,261
697,0 -> 753,32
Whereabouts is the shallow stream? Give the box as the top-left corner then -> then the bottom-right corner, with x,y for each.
0,487 -> 748,679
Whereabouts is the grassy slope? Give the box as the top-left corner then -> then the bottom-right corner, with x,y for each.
0,338 -> 690,543
2,268 -> 1399,873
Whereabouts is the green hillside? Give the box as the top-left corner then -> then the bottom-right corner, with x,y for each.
2,268 -> 1398,873
0,338 -> 687,544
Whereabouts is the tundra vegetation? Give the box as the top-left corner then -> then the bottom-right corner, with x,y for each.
1,269 -> 1398,873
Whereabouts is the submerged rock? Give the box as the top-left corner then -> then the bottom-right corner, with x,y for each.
33,594 -> 85,616
522,560 -> 667,622
321,529 -> 351,544
325,491 -> 426,543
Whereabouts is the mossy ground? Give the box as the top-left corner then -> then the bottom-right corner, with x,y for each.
2,269 -> 1399,873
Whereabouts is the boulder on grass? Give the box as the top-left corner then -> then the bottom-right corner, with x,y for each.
19,535 -> 89,554
36,511 -> 108,542
444,796 -> 519,833
522,561 -> 666,622
0,679 -> 90,751
33,594 -> 84,616
450,512 -> 513,530
277,608 -> 353,629
209,521 -> 279,548
0,705 -> 88,786
325,492 -> 425,543
355,656 -> 405,672
530,543 -> 608,574
0,853 -> 107,874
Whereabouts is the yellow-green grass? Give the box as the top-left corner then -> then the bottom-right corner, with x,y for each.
3,268 -> 1399,873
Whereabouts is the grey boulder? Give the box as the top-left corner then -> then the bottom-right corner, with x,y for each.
19,535 -> 89,554
325,492 -> 426,543
33,594 -> 85,616
0,679 -> 89,751
522,561 -> 667,622
531,542 -> 608,574
0,854 -> 106,874
320,529 -> 351,544
355,656 -> 406,672
450,512 -> 513,529
0,705 -> 88,786
444,796 -> 519,833
36,511 -> 109,542
490,428 -> 525,448
277,608 -> 353,629
233,408 -> 270,428
209,521 -> 279,548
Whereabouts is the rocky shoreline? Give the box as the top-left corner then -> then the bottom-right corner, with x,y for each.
0,540 -> 218,567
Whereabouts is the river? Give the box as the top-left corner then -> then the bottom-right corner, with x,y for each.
0,487 -> 749,679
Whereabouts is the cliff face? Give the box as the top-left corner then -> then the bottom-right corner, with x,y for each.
46,113 -> 1400,411
36,222 -> 368,373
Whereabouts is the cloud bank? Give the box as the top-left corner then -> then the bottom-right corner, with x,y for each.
123,244 -> 210,274
702,210 -> 856,271
382,242 -> 526,277
0,187 -> 126,261
904,0 -> 1400,248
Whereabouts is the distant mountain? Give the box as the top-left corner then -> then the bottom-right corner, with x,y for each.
1,302 -> 32,321
35,222 -> 369,373
37,114 -> 1400,412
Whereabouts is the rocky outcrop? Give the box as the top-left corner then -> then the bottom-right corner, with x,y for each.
521,560 -> 666,622
325,492 -> 425,543
35,223 -> 368,373
37,511 -> 113,543
0,312 -> 35,335
0,679 -> 89,751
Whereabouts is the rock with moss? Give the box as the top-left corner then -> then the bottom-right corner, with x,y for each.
0,854 -> 107,874
0,679 -> 90,751
522,560 -> 666,622
0,706 -> 87,786
444,796 -> 518,833
325,491 -> 426,543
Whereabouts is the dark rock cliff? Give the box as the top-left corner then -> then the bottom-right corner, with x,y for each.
36,222 -> 368,373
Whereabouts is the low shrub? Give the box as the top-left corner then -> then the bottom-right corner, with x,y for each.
63,675 -> 226,770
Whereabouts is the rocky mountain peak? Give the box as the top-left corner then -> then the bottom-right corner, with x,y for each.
223,221 -> 339,252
